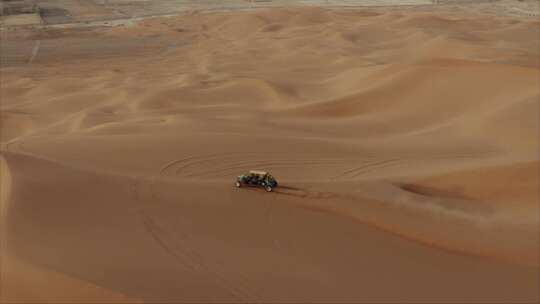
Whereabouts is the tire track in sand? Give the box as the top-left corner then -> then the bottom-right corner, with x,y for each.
333,150 -> 500,180
159,152 -> 265,177
159,150 -> 500,182
188,159 -> 348,178
159,152 -> 354,180
28,40 -> 41,64
129,174 -> 261,303
2,139 -> 26,155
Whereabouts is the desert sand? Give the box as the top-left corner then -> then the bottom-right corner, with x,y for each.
1,2 -> 539,303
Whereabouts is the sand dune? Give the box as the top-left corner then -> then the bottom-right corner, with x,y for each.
1,4 -> 539,303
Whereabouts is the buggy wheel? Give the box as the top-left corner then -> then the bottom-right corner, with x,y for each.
265,185 -> 273,192
235,181 -> 242,188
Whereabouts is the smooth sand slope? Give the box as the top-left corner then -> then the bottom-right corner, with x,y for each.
1,5 -> 539,303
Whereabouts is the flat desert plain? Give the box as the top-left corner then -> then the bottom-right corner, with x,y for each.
1,2 -> 539,303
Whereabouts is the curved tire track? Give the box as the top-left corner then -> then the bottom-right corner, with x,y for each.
129,172 -> 261,302
159,152 -> 356,180
333,150 -> 500,180
158,150 -> 501,182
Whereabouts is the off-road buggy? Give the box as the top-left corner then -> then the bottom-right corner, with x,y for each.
235,170 -> 278,192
